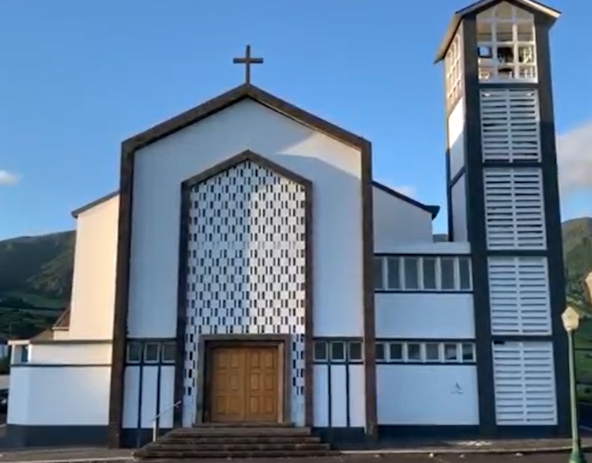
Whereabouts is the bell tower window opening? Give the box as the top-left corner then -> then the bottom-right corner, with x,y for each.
476,2 -> 536,82
445,32 -> 464,107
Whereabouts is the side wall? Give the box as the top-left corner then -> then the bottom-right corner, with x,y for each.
70,196 -> 119,340
7,342 -> 112,447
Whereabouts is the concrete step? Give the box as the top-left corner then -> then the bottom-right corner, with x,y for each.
166,426 -> 312,437
158,435 -> 322,445
142,442 -> 331,452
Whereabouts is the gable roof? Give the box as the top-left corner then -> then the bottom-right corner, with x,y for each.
123,83 -> 369,153
372,181 -> 440,219
435,0 -> 561,63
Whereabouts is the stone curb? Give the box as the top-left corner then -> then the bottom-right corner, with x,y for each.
343,444 -> 592,456
0,458 -> 133,463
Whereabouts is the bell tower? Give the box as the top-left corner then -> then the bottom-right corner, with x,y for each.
438,0 -> 569,436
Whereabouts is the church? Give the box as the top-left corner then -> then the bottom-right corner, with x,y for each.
6,0 -> 570,450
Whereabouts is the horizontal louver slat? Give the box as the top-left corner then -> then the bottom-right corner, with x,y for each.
489,257 -> 551,335
484,168 -> 546,250
480,89 -> 541,162
493,342 -> 557,425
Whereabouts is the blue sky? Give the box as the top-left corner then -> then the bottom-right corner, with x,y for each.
0,0 -> 590,240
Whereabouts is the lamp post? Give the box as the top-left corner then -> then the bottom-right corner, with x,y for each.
562,305 -> 587,463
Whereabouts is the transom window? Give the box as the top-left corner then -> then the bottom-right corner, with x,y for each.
476,2 -> 537,82
374,255 -> 472,292
375,340 -> 476,364
126,340 -> 176,365
313,339 -> 364,364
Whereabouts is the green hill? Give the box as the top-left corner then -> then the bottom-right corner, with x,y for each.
0,218 -> 590,339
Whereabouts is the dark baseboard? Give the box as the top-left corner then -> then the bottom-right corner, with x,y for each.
313,424 -> 570,450
5,424 -> 108,448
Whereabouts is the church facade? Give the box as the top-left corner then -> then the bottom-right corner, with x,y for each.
7,0 -> 570,449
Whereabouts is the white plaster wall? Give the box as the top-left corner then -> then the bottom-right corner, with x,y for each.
448,97 -> 466,180
312,364 -> 365,428
70,195 -> 118,340
7,366 -> 110,425
122,365 -> 176,429
372,186 -> 433,251
377,365 -> 479,425
28,342 -> 111,364
130,99 -> 364,338
451,176 -> 469,242
375,293 -> 475,339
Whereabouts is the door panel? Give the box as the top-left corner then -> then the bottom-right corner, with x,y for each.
208,345 -> 279,423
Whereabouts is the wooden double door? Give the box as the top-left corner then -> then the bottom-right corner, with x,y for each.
207,345 -> 280,423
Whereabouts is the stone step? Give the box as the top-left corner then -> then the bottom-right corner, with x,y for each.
142,442 -> 331,452
167,426 -> 312,437
135,448 -> 338,459
159,436 -> 322,445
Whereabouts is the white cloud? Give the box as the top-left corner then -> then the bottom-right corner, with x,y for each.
0,170 -> 19,186
393,185 -> 417,198
557,120 -> 592,194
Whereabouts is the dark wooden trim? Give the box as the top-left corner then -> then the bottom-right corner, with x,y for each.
376,361 -> 477,366
109,83 -> 373,446
449,167 -> 466,189
361,141 -> 377,440
375,290 -> 473,294
195,334 -> 291,425
374,253 -> 471,258
371,181 -> 440,219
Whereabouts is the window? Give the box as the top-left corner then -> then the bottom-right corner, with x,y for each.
462,343 -> 476,362
407,343 -> 421,361
349,341 -> 363,361
386,257 -> 401,289
389,343 -> 404,361
374,257 -> 384,290
423,258 -> 437,290
162,342 -> 176,363
440,257 -> 456,290
377,341 -> 476,364
444,343 -> 459,362
376,343 -> 386,361
126,342 -> 142,363
314,341 -> 328,362
459,257 -> 472,290
330,342 -> 346,362
373,255 -> 472,292
144,343 -> 160,363
403,258 -> 420,290
425,343 -> 441,361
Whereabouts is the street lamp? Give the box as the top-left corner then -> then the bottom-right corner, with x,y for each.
562,305 -> 587,463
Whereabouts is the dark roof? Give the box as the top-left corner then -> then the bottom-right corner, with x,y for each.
372,181 -> 440,219
72,191 -> 119,218
52,307 -> 71,331
123,83 -> 370,153
435,0 -> 560,63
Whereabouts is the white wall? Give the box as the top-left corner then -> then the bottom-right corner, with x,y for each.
377,365 -> 479,425
7,366 -> 110,425
70,195 -> 118,340
372,186 -> 433,251
312,364 -> 365,428
375,293 -> 475,339
383,242 -> 471,255
451,176 -> 468,242
123,365 -> 175,429
448,97 -> 466,180
28,342 -> 111,364
130,99 -> 364,338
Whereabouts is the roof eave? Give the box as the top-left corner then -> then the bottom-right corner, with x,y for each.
71,191 -> 119,218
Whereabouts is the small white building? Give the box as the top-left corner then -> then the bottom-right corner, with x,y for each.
7,0 -> 570,449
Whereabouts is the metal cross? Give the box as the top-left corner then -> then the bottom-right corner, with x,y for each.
233,45 -> 263,85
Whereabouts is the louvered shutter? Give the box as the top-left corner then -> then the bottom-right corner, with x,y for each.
480,89 -> 541,162
484,168 -> 546,250
493,342 -> 557,425
488,257 -> 551,335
